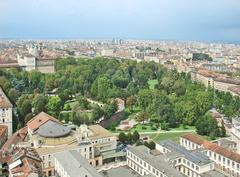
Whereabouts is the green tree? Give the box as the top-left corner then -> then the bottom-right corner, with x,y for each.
127,132 -> 133,144
126,96 -> 136,112
19,100 -> 32,120
221,120 -> 226,137
144,141 -> 156,150
173,80 -> 186,96
195,113 -> 219,137
118,132 -> 127,143
8,88 -> 19,104
32,94 -> 48,114
136,111 -> 148,124
132,131 -> 140,143
47,96 -> 62,117
91,76 -> 112,101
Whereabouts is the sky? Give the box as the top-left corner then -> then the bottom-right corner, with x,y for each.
0,0 -> 240,42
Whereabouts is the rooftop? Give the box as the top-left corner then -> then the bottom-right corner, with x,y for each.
101,166 -> 149,177
0,125 -> 8,137
27,112 -> 60,132
88,124 -> 115,139
0,87 -> 12,108
182,133 -> 240,163
8,147 -> 43,177
37,120 -> 71,138
128,145 -> 185,177
1,127 -> 28,152
54,150 -> 103,177
158,140 -> 211,166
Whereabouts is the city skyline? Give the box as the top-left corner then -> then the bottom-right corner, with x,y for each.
1,0 -> 240,43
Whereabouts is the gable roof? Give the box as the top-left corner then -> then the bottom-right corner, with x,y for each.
0,87 -> 13,108
182,133 -> 240,163
1,127 -> 28,152
27,112 -> 59,132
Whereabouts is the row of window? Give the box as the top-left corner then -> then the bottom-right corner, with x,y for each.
128,159 -> 166,177
183,139 -> 240,172
92,138 -> 111,145
127,151 -> 166,177
208,150 -> 240,171
181,158 -> 200,171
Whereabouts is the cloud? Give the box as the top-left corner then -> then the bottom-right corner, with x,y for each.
0,0 -> 240,41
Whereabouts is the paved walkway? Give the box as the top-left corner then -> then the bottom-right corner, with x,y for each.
113,129 -> 195,135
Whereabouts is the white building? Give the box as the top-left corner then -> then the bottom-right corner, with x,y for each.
156,140 -> 223,177
12,112 -> 117,177
231,118 -> 240,153
100,49 -> 114,57
54,150 -> 103,177
181,134 -> 240,177
0,87 -> 13,138
127,145 -> 185,177
17,43 -> 55,73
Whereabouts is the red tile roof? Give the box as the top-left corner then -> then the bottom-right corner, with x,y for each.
181,133 -> 205,145
0,87 -> 13,108
182,134 -> 240,163
8,147 -> 43,177
1,127 -> 28,151
0,125 -> 8,138
27,112 -> 59,132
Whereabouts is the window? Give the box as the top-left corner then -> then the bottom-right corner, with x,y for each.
191,164 -> 194,169
96,160 -> 99,166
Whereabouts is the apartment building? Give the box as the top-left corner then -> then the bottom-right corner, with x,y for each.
181,134 -> 240,177
0,87 -> 13,138
2,112 -> 117,177
191,69 -> 240,96
231,117 -> 240,153
156,140 -> 224,177
54,150 -> 103,177
127,145 -> 185,177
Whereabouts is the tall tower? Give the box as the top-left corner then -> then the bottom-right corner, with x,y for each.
0,87 -> 13,138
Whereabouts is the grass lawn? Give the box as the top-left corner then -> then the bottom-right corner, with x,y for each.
148,132 -> 215,143
63,100 -> 78,110
130,123 -> 157,132
124,106 -> 141,114
170,124 -> 195,131
148,79 -> 158,89
149,132 -> 189,143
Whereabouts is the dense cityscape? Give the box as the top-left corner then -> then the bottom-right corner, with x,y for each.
1,0 -> 240,177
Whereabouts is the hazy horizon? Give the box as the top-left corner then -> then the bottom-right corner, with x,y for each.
1,0 -> 240,42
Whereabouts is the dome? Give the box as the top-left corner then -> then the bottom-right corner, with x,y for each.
37,120 -> 71,138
